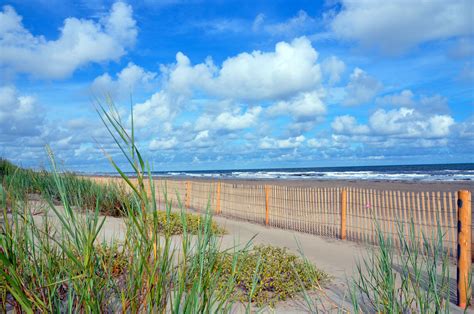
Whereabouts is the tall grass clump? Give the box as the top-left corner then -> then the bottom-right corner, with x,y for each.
350,219 -> 452,313
0,158 -> 127,216
94,99 -> 255,312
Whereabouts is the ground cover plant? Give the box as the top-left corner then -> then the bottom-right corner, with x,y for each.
217,245 -> 328,306
151,210 -> 225,236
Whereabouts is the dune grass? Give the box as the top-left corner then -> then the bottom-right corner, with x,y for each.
1,158 -> 126,217
349,220 -> 456,313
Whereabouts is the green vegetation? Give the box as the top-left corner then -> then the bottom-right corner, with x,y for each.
1,159 -> 224,235
217,245 -> 328,306
0,100 -> 327,312
151,210 -> 225,236
1,158 -> 126,216
349,221 -> 453,313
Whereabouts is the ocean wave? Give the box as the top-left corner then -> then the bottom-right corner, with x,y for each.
151,170 -> 474,181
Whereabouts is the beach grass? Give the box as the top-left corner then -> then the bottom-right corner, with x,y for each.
1,158 -> 126,217
349,220 -> 453,312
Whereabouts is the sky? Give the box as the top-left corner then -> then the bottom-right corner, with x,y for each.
0,0 -> 473,172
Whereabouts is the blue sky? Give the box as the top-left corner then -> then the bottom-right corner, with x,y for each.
0,0 -> 473,172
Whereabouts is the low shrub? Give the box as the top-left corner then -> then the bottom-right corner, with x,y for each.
216,245 -> 328,306
151,210 -> 225,236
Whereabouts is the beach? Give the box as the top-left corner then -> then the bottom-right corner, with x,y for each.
157,177 -> 474,193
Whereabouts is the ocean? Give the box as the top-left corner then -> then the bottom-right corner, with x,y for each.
131,163 -> 474,182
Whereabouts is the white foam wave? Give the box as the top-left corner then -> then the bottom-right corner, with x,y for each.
155,170 -> 474,182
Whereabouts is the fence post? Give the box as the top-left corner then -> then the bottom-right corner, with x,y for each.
186,181 -> 190,209
457,190 -> 472,309
341,189 -> 347,240
265,185 -> 270,226
216,182 -> 221,214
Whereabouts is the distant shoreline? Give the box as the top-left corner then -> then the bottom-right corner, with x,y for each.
86,175 -> 474,193
82,163 -> 474,183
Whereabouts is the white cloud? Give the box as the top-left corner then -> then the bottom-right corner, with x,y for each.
331,115 -> 369,135
306,138 -> 325,148
343,67 -> 382,106
267,91 -> 326,122
163,52 -> 216,96
252,13 -> 265,32
196,106 -> 262,132
376,89 -> 415,107
133,91 -> 177,128
92,62 -> 157,98
369,107 -> 454,138
260,135 -> 305,149
375,90 -> 450,113
321,56 -> 345,85
455,116 -> 474,139
149,137 -> 178,150
330,0 -> 473,54
0,85 -> 43,137
194,130 -> 209,141
162,36 -> 322,101
253,10 -> 318,37
0,2 -> 137,79
332,107 -> 455,140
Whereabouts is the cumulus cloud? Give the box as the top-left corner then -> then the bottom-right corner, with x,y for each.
343,67 -> 382,106
0,2 -> 137,79
196,106 -> 262,132
329,0 -> 473,54
161,36 -> 322,101
92,62 -> 157,98
321,56 -> 346,85
375,90 -> 450,113
260,135 -> 305,149
133,91 -> 178,128
267,91 -> 326,122
0,85 -> 43,138
331,115 -> 369,135
333,107 -> 455,139
133,36 -> 325,145
149,137 -> 178,150
369,108 -> 454,138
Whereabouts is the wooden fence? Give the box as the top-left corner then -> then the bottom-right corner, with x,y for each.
91,177 -> 470,258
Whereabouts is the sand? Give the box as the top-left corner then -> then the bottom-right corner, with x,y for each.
159,177 -> 474,193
